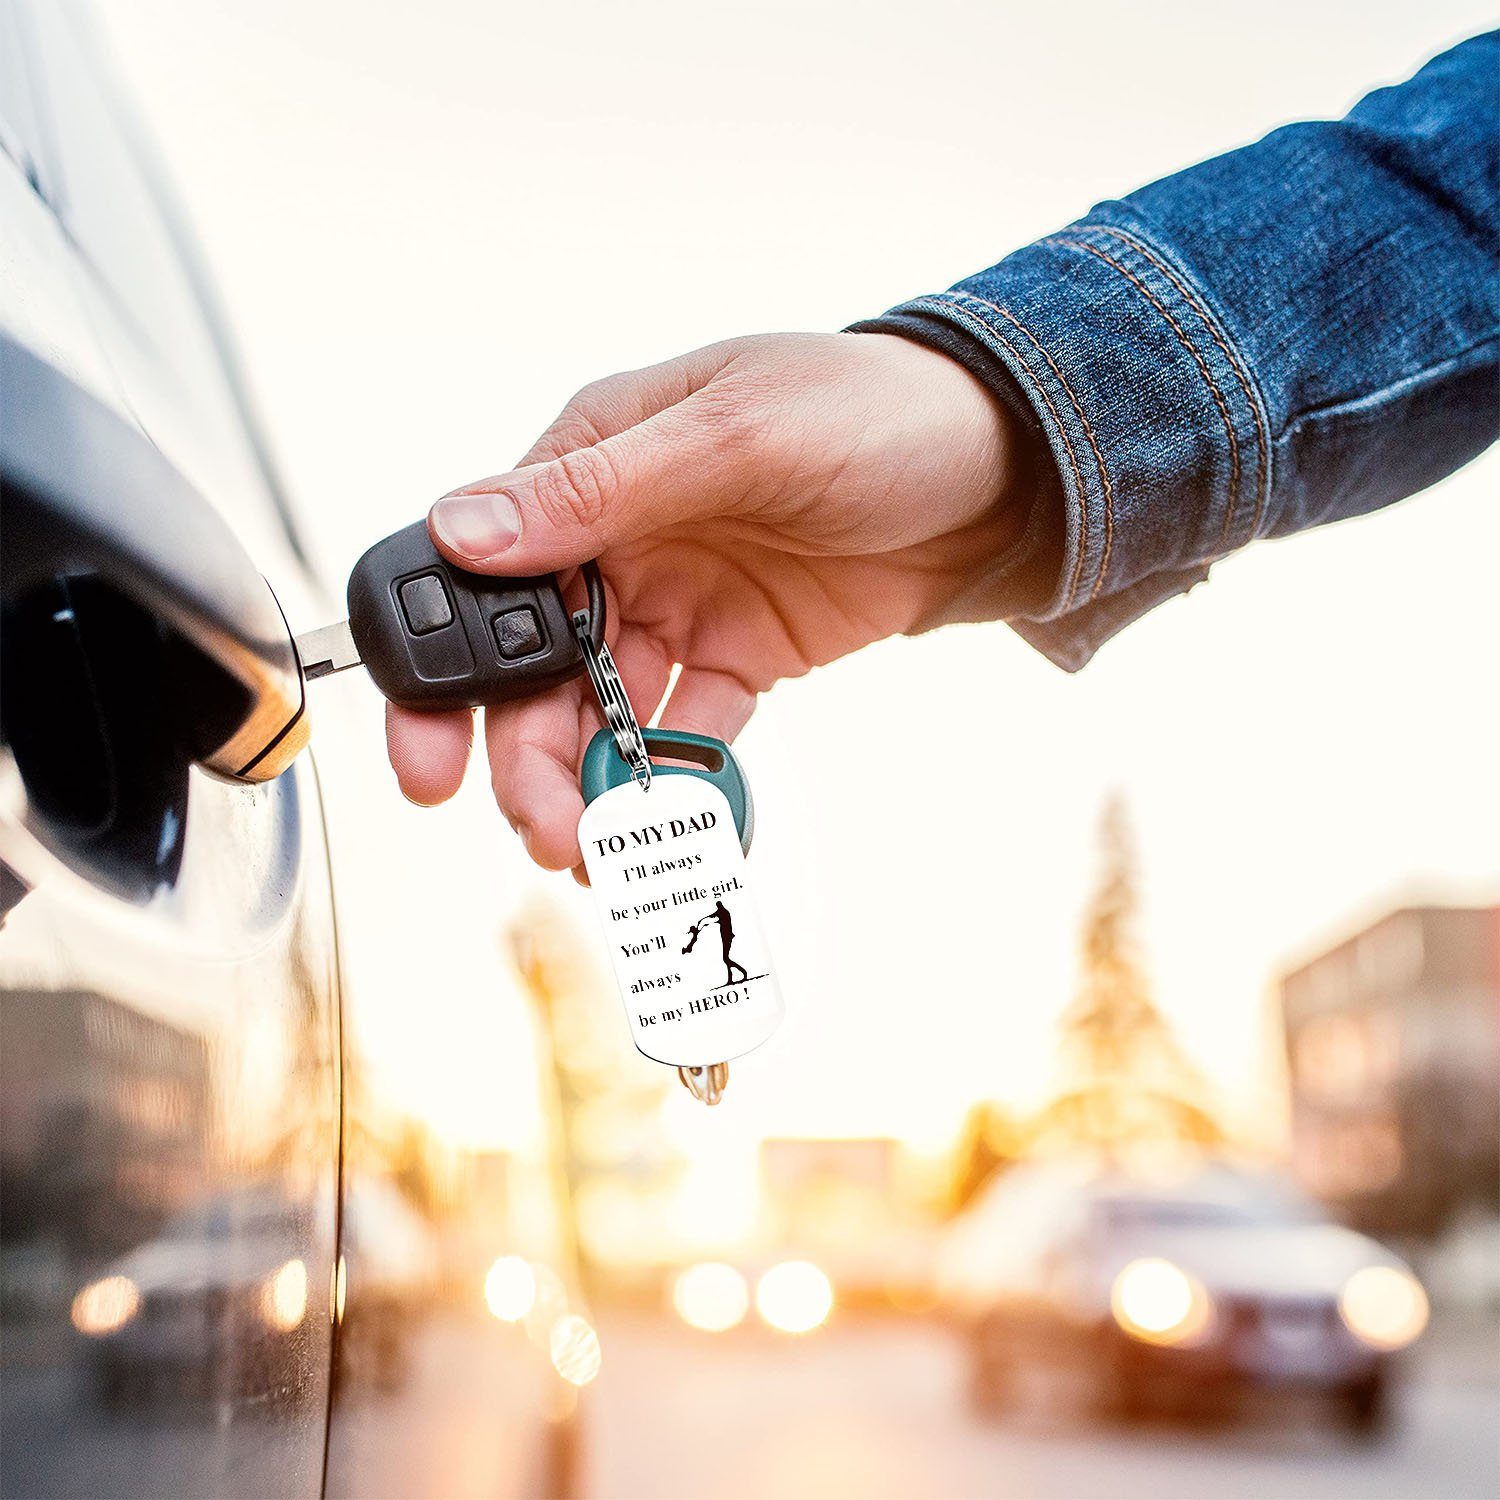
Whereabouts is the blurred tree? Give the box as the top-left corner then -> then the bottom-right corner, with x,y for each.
947,1100 -> 1028,1214
1037,795 -> 1224,1159
387,1116 -> 457,1221
508,899 -> 682,1285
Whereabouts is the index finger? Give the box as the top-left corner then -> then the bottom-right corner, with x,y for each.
512,345 -> 739,468
386,703 -> 474,805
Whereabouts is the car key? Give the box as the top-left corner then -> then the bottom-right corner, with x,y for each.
297,519 -> 781,1106
295,519 -> 605,711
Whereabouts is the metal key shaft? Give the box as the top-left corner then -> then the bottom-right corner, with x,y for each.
295,619 -> 362,681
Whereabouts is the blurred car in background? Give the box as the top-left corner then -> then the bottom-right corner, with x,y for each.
941,1158 -> 1428,1437
0,3 -> 587,1495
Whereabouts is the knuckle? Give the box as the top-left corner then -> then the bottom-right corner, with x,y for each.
571,372 -> 627,413
565,372 -> 636,436
535,409 -> 604,460
527,374 -> 631,462
534,446 -> 618,532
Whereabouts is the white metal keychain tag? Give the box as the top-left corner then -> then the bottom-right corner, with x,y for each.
572,612 -> 782,1104
580,776 -> 783,1069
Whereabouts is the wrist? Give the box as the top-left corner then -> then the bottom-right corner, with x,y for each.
850,324 -> 1057,620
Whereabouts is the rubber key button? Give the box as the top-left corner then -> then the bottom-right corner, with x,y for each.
398,573 -> 453,635
494,606 -> 544,660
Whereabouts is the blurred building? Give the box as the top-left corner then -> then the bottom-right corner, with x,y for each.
758,1138 -> 940,1305
1279,904 -> 1500,1240
761,1137 -> 902,1232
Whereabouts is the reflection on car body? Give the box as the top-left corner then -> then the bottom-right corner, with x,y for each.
73,1188 -> 326,1408
330,1181 -> 439,1394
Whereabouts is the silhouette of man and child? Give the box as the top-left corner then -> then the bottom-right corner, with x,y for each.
682,899 -> 749,987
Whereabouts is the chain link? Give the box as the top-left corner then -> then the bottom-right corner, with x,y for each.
572,610 -> 651,789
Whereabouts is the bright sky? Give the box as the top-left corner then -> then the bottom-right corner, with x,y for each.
98,0 -> 1500,1159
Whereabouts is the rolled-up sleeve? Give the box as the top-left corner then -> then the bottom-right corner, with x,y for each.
853,31 -> 1499,670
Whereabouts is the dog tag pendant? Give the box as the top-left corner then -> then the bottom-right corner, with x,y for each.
579,775 -> 783,1070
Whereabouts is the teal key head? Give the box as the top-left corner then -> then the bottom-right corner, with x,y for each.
581,727 -> 754,853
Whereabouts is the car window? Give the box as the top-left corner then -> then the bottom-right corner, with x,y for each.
1099,1198 -> 1258,1230
1095,1177 -> 1325,1232
0,0 -> 46,190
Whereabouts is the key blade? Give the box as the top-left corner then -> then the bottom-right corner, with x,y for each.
295,619 -> 361,681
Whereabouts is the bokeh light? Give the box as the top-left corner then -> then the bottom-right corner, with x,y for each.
549,1313 -> 602,1386
1339,1265 -> 1429,1350
672,1262 -> 750,1333
755,1261 -> 834,1334
261,1258 -> 309,1332
1110,1258 -> 1211,1345
484,1255 -> 537,1323
70,1276 -> 140,1337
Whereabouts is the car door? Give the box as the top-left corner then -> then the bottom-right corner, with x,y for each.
0,4 -> 340,1496
2,7 -> 590,1497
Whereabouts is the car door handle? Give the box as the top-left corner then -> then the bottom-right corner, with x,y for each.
0,331 -> 307,784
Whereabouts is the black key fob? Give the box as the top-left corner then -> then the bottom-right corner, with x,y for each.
346,521 -> 584,710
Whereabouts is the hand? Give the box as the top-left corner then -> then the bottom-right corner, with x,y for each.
386,331 -> 1020,872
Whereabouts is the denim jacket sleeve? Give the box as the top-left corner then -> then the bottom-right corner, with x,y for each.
853,32 -> 1500,670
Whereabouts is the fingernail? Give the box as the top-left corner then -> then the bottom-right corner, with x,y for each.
430,490 -> 521,560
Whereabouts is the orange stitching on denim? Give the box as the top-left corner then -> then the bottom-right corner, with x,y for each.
953,291 -> 1116,600
1052,235 -> 1244,552
1096,225 -> 1270,543
909,295 -> 1091,607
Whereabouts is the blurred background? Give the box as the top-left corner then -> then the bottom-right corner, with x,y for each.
5,2 -> 1495,1497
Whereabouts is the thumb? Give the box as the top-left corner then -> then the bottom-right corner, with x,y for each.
428,400 -> 751,574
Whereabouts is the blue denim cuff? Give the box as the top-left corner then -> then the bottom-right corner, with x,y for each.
866,209 -> 1270,670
